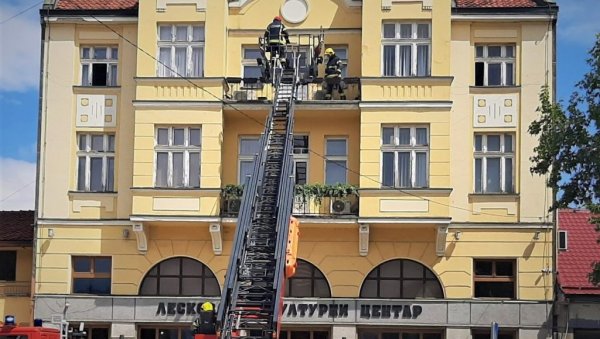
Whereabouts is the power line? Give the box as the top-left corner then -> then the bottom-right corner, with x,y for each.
56,7 -> 550,220
0,1 -> 44,25
0,180 -> 35,204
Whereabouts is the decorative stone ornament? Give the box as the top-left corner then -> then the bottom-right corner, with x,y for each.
281,0 -> 309,24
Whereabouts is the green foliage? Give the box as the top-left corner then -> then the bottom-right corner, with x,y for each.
529,34 -> 600,284
222,183 -> 359,206
295,183 -> 359,205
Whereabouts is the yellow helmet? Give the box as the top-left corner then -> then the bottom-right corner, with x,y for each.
325,48 -> 334,56
201,302 -> 214,312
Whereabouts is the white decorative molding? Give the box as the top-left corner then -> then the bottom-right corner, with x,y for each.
473,94 -> 518,128
156,0 -> 206,12
380,199 -> 429,212
383,0 -> 432,10
436,225 -> 448,257
152,197 -> 200,211
359,223 -> 369,256
132,223 -> 148,252
281,0 -> 309,24
72,199 -> 114,212
209,223 -> 222,255
76,94 -> 117,128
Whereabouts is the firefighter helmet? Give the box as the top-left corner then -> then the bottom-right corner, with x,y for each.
274,16 -> 283,21
325,48 -> 334,56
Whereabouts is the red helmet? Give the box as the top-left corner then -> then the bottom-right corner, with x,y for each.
274,16 -> 282,21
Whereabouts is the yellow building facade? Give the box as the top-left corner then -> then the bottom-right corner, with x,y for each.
34,0 -> 558,338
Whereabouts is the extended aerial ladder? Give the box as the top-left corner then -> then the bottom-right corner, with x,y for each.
215,34 -> 323,339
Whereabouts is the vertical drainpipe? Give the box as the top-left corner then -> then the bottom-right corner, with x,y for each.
550,5 -> 558,338
33,0 -> 53,323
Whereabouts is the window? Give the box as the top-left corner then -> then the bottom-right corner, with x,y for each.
242,48 -> 263,78
293,136 -> 309,185
474,259 -> 515,299
81,46 -> 118,86
472,329 -> 516,339
77,134 -> 115,192
285,259 -> 331,297
359,331 -> 442,339
0,251 -> 17,281
155,127 -> 201,188
139,327 -> 193,339
158,24 -> 204,77
238,137 -> 260,184
360,259 -> 443,299
72,256 -> 111,294
382,22 -> 430,77
475,45 -> 515,86
325,138 -> 347,184
280,330 -> 329,339
474,134 -> 514,193
558,230 -> 568,250
139,257 -> 220,296
382,126 -> 428,188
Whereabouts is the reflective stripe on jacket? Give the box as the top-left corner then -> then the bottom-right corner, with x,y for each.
265,21 -> 288,45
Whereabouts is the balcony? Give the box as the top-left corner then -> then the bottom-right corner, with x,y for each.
0,282 -> 31,297
220,184 -> 359,218
223,77 -> 361,102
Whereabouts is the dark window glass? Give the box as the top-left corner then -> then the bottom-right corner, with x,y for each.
0,251 -> 17,281
91,64 -> 108,86
360,259 -> 443,299
285,259 -> 331,297
140,257 -> 220,296
73,257 -> 92,272
475,62 -> 484,86
73,278 -> 111,294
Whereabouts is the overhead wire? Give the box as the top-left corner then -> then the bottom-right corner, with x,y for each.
0,0 -> 44,25
59,5 -> 552,221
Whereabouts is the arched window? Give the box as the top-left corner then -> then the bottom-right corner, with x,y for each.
139,257 -> 220,296
360,259 -> 443,299
285,259 -> 331,297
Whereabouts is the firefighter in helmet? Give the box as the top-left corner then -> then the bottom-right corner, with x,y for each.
323,48 -> 346,100
264,16 -> 290,65
192,302 -> 217,335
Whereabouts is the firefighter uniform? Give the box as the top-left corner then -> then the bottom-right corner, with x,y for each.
192,302 -> 217,335
324,48 -> 346,100
264,16 -> 290,62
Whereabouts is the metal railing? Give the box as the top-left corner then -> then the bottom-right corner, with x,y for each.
0,282 -> 31,297
220,189 -> 359,218
224,77 -> 361,102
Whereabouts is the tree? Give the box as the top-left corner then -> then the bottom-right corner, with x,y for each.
528,34 -> 600,284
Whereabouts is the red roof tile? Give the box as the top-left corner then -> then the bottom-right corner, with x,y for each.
455,0 -> 538,8
0,211 -> 34,243
55,0 -> 138,10
558,209 -> 600,295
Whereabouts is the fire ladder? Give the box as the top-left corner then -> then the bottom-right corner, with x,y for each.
216,60 -> 301,339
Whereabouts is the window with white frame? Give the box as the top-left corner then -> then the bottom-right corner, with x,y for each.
293,136 -> 309,185
81,46 -> 118,86
155,127 -> 201,188
382,22 -> 431,77
474,133 -> 514,193
158,24 -> 204,77
77,134 -> 115,192
242,48 -> 262,78
475,45 -> 515,86
238,136 -> 260,184
558,230 -> 567,250
325,138 -> 347,184
381,126 -> 429,188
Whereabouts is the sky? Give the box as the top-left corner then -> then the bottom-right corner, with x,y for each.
0,0 -> 599,211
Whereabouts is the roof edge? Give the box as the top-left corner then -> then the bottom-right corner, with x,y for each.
452,6 -> 557,15
40,8 -> 138,17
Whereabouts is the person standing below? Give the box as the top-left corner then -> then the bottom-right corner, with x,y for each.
192,301 -> 217,335
264,16 -> 290,65
323,48 -> 346,100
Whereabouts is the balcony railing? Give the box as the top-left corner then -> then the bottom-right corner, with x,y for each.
0,282 -> 31,297
223,77 -> 361,102
220,184 -> 359,218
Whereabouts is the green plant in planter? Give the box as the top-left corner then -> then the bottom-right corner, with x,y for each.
222,184 -> 244,199
295,183 -> 359,206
